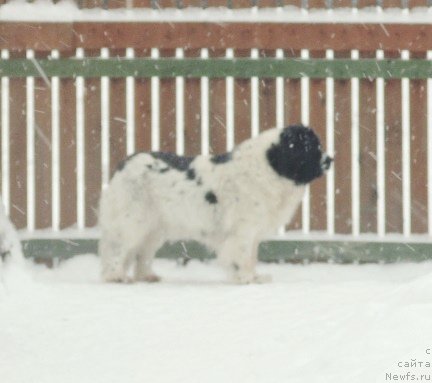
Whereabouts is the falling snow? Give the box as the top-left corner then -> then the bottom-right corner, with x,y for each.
0,2 -> 432,382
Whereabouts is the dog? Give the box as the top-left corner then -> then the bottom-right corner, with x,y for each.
99,125 -> 332,284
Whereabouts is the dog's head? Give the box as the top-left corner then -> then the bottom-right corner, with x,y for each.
266,125 -> 332,185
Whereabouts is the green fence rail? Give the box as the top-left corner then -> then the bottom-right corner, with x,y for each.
21,239 -> 432,264
1,58 -> 432,79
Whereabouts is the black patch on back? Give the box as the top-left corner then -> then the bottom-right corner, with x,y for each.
205,191 -> 218,204
186,168 -> 196,180
211,152 -> 232,164
116,151 -> 195,174
266,125 -> 324,185
150,152 -> 195,171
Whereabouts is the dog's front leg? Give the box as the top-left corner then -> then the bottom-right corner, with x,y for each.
217,236 -> 271,284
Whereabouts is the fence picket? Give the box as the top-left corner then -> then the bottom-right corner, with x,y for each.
401,50 -> 411,237
359,51 -> 378,234
200,48 -> 210,156
1,50 -> 10,216
51,50 -> 60,232
126,48 -> 136,156
301,49 -> 311,234
351,50 -> 360,236
428,51 -> 432,235
376,50 -> 386,236
75,48 -> 86,229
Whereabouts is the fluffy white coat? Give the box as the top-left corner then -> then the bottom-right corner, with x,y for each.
99,126 -> 328,284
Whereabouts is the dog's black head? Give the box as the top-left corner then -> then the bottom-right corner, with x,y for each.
266,125 -> 332,185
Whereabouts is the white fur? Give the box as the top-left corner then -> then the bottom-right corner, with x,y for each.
99,128 -> 306,284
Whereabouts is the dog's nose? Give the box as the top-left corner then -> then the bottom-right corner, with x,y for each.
321,154 -> 333,170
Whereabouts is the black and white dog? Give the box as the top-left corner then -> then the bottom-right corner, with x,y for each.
99,125 -> 332,284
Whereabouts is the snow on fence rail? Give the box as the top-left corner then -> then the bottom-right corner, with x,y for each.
1,0 -> 431,9
1,21 -> 432,261
69,0 -> 432,10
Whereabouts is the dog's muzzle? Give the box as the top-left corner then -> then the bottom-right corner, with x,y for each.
321,154 -> 333,171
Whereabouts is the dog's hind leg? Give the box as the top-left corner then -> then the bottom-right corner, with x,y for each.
134,233 -> 164,283
99,236 -> 134,283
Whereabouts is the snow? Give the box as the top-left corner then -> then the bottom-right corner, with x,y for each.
2,253 -> 432,383
0,0 -> 431,23
0,198 -> 24,278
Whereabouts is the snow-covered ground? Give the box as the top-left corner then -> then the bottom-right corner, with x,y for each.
2,254 -> 432,383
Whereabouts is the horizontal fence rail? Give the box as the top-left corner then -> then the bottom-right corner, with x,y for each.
1,58 -> 432,79
1,23 -> 432,52
21,238 -> 432,264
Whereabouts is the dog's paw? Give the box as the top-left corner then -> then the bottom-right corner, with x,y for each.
233,273 -> 272,285
142,274 -> 161,283
104,275 -> 134,284
135,273 -> 161,283
253,273 -> 272,284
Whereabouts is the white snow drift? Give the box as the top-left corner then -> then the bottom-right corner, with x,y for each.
2,254 -> 432,383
